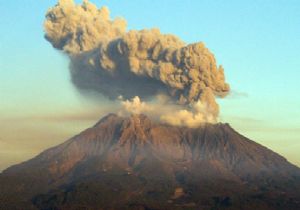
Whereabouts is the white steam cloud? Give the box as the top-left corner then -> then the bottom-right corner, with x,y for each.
44,0 -> 230,127
118,96 -> 216,127
119,96 -> 153,115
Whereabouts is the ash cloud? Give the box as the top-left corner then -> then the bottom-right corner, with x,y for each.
44,0 -> 230,126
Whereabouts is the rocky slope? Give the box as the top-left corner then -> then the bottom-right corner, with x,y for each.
0,114 -> 300,210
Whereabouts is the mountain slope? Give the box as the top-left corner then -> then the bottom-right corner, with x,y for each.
0,114 -> 300,210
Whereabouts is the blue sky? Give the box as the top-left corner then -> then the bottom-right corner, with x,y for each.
0,0 -> 299,170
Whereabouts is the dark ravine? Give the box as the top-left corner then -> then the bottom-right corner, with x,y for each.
0,113 -> 300,210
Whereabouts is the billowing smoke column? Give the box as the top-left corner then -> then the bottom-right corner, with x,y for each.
44,0 -> 230,127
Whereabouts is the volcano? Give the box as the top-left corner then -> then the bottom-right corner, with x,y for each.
0,114 -> 300,210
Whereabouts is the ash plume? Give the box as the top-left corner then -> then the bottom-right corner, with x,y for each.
44,0 -> 230,126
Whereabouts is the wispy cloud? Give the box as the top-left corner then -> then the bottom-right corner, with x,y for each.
226,90 -> 249,99
1,108 -> 112,124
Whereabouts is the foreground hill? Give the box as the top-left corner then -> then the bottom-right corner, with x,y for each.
0,114 -> 300,210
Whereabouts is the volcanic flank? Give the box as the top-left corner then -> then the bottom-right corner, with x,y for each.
0,114 -> 300,210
